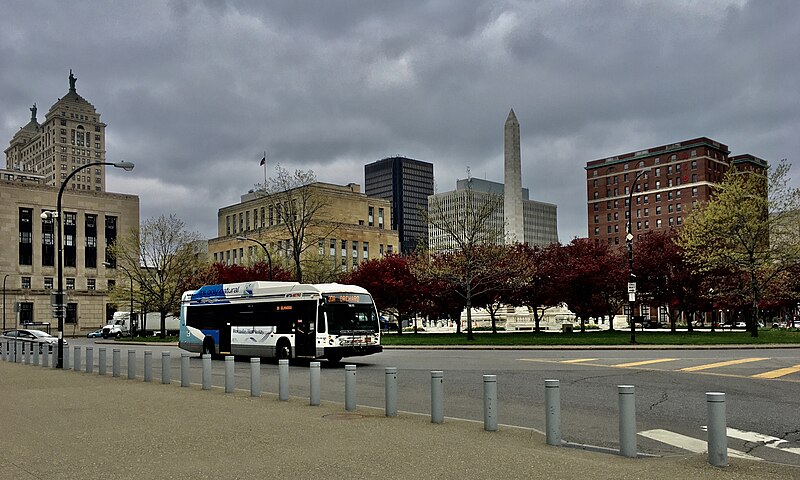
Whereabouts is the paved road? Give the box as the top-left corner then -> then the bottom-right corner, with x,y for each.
54,339 -> 800,466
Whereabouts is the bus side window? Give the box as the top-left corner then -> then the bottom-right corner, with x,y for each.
317,308 -> 326,334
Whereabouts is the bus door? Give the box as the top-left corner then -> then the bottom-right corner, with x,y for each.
218,322 -> 232,355
294,318 -> 315,357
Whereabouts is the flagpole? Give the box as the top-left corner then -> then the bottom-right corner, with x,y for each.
263,151 -> 267,185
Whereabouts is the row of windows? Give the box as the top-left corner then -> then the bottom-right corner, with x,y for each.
591,187 -> 699,211
224,205 -> 386,235
212,239 -> 395,266
590,148 -> 726,177
18,208 -> 116,268
18,276 -> 105,291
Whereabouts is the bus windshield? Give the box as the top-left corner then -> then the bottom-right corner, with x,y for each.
325,304 -> 379,335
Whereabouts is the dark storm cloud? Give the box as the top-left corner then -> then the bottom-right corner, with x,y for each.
1,0 -> 798,242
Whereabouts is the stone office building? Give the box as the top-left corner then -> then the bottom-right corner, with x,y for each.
1,72 -> 139,334
208,182 -> 399,282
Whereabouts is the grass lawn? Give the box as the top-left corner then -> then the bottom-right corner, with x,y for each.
380,329 -> 800,346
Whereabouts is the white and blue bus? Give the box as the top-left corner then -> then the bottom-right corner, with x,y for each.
179,281 -> 382,363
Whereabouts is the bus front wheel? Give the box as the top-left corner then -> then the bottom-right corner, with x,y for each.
327,354 -> 342,365
276,340 -> 291,360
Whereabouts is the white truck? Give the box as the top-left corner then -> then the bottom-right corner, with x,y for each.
101,311 -> 179,338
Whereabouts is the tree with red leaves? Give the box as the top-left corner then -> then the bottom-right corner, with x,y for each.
341,255 -> 421,334
560,239 -> 623,332
505,243 -> 563,332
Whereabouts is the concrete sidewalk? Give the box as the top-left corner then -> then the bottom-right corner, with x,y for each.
0,361 -> 796,479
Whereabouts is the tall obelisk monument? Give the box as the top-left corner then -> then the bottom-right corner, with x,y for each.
504,109 -> 524,244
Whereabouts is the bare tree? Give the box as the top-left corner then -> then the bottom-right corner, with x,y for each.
111,214 -> 203,338
421,178 -> 507,340
254,165 -> 337,283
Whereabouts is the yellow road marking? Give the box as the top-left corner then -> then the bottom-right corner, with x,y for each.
680,357 -> 768,372
752,364 -> 800,379
560,358 -> 598,364
613,358 -> 678,368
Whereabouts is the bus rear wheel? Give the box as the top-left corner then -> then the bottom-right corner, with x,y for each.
276,340 -> 291,360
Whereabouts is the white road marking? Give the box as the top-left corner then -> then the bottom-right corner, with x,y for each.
638,429 -> 760,460
700,426 -> 800,456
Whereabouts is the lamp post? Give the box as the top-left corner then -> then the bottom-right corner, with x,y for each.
2,274 -> 9,331
236,235 -> 273,280
45,161 -> 134,368
626,168 -> 650,345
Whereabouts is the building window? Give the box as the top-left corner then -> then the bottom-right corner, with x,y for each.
44,277 -> 53,290
378,208 -> 384,229
85,213 -> 97,269
104,215 -> 117,267
368,206 -> 374,227
379,244 -> 384,256
319,240 -> 324,256
88,279 -> 96,290
656,219 -> 662,228
19,207 -> 33,265
246,210 -> 250,230
65,303 -> 78,324
692,187 -> 698,197
330,239 -> 336,256
260,207 -> 265,228
341,240 -> 347,258
692,174 -> 697,182
655,206 -> 661,215
677,216 -> 683,225
594,215 -> 599,224
363,242 -> 369,259
21,277 -> 31,289
64,212 -> 77,267
226,216 -> 231,235
66,278 -> 75,290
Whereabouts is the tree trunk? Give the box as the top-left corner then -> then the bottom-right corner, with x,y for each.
533,308 -> 541,333
607,313 -> 615,332
489,307 -> 497,334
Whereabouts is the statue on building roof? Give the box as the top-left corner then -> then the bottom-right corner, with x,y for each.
30,103 -> 37,122
69,69 -> 77,92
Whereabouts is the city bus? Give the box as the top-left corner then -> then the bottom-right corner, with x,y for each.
179,281 -> 382,363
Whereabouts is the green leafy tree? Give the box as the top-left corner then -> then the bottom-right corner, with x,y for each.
678,160 -> 800,336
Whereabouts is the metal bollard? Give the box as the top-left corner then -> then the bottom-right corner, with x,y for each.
431,371 -> 444,424
33,345 -> 40,366
278,359 -> 289,401
250,358 -> 261,397
181,352 -> 190,387
127,350 -> 136,379
0,341 -> 5,362
112,349 -> 121,377
144,351 -> 153,382
162,352 -> 170,384
309,361 -> 320,406
98,348 -> 106,375
73,346 -> 81,371
225,356 -> 235,393
62,343 -> 69,368
42,345 -> 50,368
707,392 -> 728,467
385,367 -> 397,417
618,385 -> 637,458
545,379 -> 561,446
483,375 -> 498,432
26,343 -> 33,364
202,354 -> 211,390
345,364 -> 357,411
85,347 -> 93,373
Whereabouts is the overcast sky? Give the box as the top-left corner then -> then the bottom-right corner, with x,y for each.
2,0 -> 798,242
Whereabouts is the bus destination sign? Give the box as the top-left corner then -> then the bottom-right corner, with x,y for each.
325,294 -> 370,304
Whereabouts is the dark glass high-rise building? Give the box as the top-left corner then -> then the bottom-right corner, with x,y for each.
365,156 -> 434,253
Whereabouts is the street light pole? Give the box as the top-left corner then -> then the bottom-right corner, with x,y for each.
626,168 -> 650,345
2,274 -> 9,331
48,161 -> 134,368
236,235 -> 273,280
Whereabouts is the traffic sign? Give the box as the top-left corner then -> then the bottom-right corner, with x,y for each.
627,282 -> 637,294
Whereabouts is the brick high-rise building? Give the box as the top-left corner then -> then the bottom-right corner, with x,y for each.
585,137 -> 768,245
364,156 -> 434,253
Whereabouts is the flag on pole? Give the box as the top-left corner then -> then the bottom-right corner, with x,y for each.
260,155 -> 266,166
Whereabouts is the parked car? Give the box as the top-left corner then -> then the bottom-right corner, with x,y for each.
1,329 -> 67,352
86,328 -> 103,338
